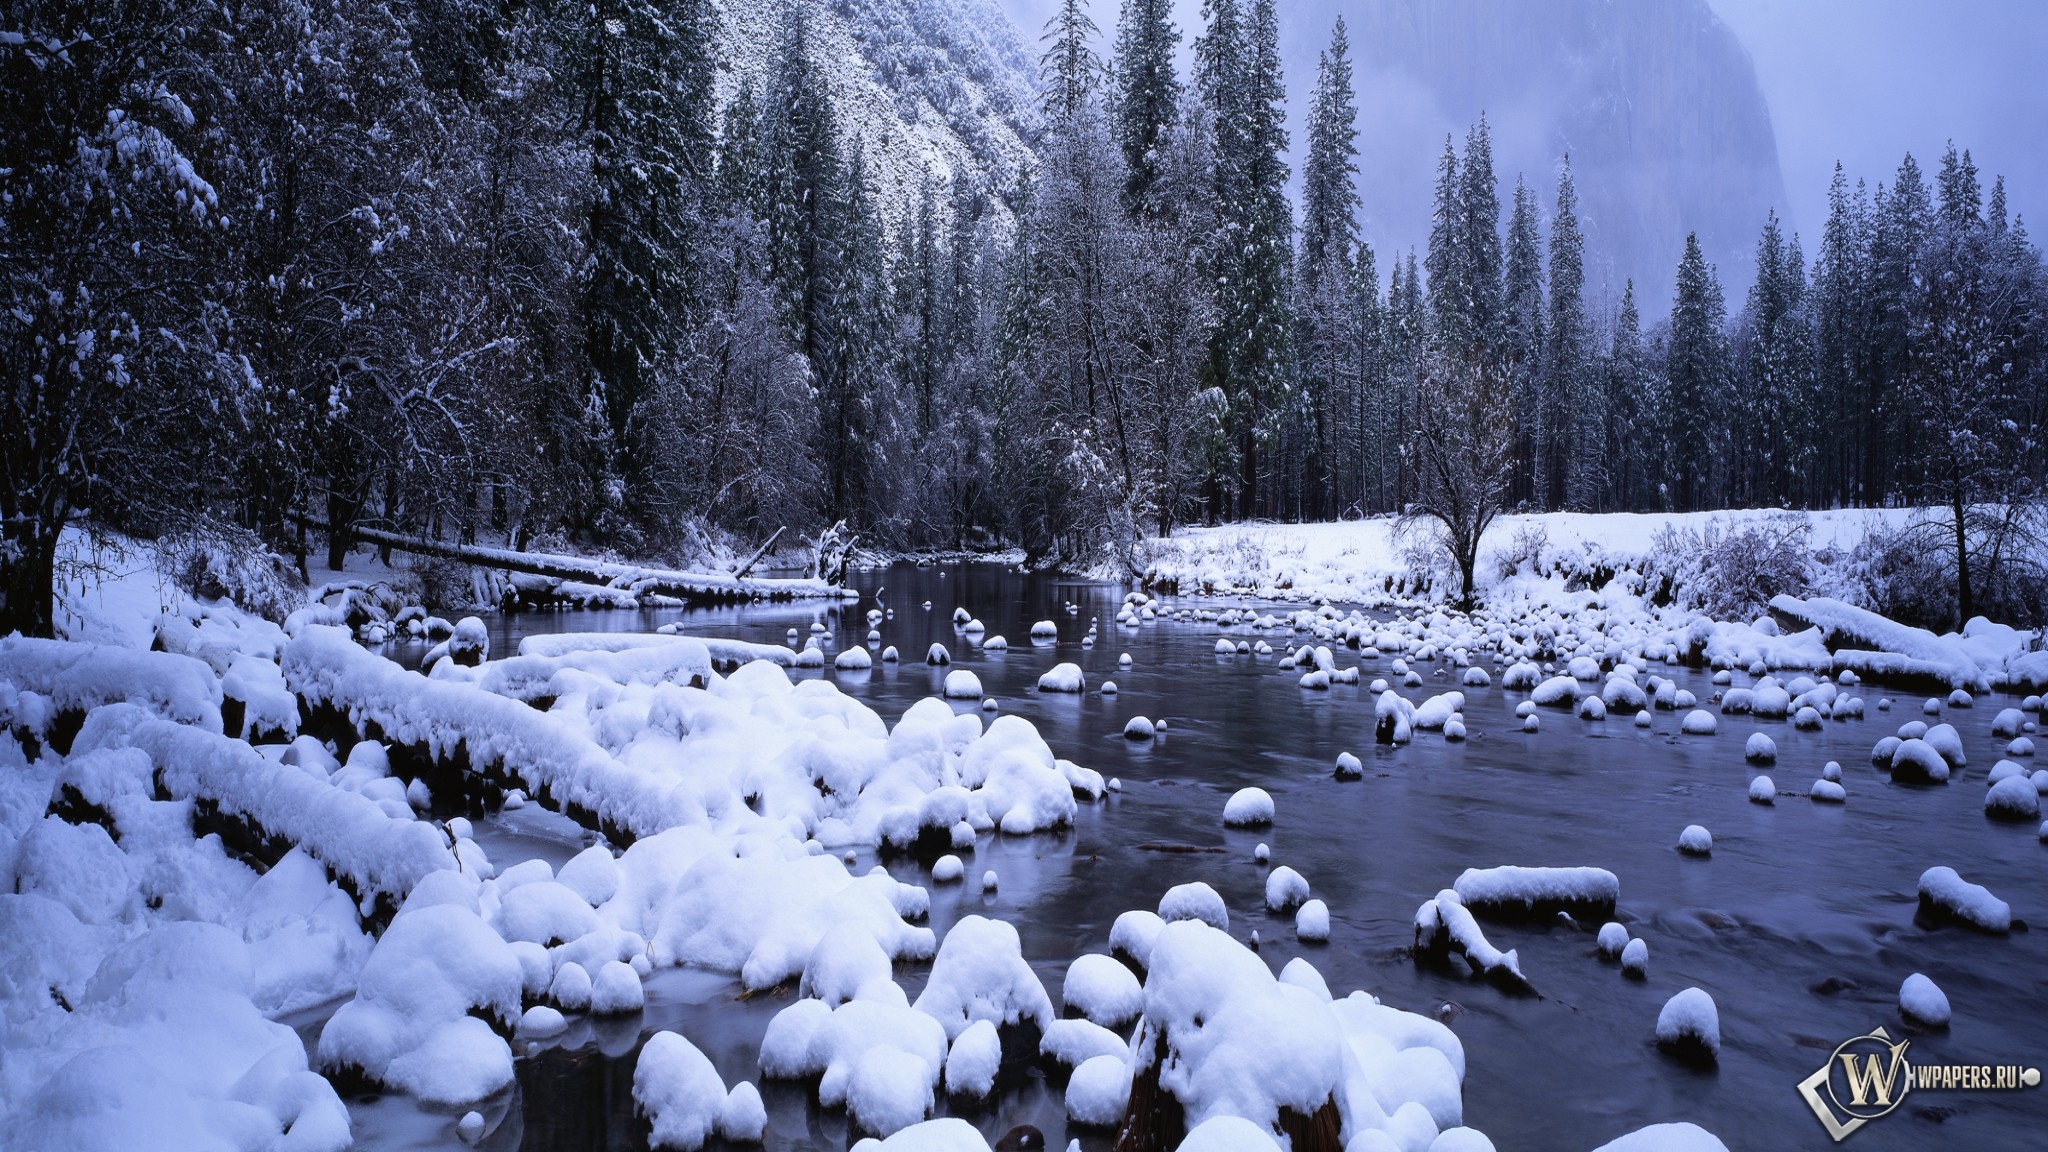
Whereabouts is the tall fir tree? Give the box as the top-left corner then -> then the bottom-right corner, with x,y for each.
1293,18 -> 1362,520
1547,159 -> 1595,510
1501,176 -> 1547,505
1113,0 -> 1179,215
576,0 -> 717,530
1665,233 -> 1728,511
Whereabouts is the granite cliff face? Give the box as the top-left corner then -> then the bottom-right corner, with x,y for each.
1279,0 -> 1785,310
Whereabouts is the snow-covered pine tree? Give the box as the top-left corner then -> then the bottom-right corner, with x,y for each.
1812,163 -> 1870,504
575,0 -> 716,533
1502,177 -> 1547,507
1547,159 -> 1597,511
1113,0 -> 1180,216
1293,18 -> 1362,521
1665,232 -> 1729,512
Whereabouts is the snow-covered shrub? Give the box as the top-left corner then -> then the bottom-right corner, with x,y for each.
157,524 -> 304,623
1650,515 -> 1812,618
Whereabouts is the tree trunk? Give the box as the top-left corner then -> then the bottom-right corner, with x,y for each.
0,524 -> 60,639
327,487 -> 354,572
1952,484 -> 1973,629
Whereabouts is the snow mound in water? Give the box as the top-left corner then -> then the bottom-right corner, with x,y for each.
1452,866 -> 1619,916
1748,776 -> 1775,804
1063,953 -> 1142,1029
1677,825 -> 1712,856
1917,866 -> 2011,932
634,1031 -> 726,1150
1037,663 -> 1085,693
1655,987 -> 1720,1062
1067,1053 -> 1133,1126
1986,775 -> 2040,820
942,670 -> 981,699
1744,733 -> 1776,763
911,915 -> 1053,1041
1264,866 -> 1310,911
1888,738 -> 1951,784
316,901 -> 520,1104
1900,973 -> 1951,1026
1682,710 -> 1717,735
1223,787 -> 1275,827
1159,882 -> 1229,930
1296,899 -> 1330,941
1592,1123 -> 1731,1152
942,1019 -> 1000,1101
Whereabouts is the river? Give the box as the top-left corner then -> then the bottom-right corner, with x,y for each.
349,562 -> 2048,1152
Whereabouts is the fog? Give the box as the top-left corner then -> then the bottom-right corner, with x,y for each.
995,0 -> 2046,302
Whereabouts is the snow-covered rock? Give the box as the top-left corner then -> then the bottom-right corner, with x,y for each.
1899,973 -> 1951,1026
1223,787 -> 1275,827
1654,987 -> 1720,1062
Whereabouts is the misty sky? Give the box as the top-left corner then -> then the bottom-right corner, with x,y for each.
997,0 -> 2047,260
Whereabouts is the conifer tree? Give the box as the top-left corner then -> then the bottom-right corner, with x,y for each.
1666,233 -> 1728,511
1113,0 -> 1179,215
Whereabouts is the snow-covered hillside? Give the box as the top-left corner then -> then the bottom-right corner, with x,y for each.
718,0 -> 1040,224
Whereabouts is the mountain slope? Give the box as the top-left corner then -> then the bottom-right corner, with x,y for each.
717,0 -> 1041,222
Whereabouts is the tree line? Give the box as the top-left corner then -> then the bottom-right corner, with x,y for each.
3,0 -> 2042,636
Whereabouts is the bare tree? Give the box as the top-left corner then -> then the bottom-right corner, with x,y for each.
1402,348 -> 1516,608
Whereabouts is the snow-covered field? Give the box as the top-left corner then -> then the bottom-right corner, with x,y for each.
1134,510 -> 2047,693
5,520 -> 2041,1151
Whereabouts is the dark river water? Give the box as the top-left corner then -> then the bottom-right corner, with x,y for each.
347,562 -> 2048,1152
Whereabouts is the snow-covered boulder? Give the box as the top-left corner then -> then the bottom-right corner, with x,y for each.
1223,787 -> 1275,827
1655,987 -> 1720,1063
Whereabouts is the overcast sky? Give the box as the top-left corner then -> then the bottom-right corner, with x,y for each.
996,0 -> 2048,242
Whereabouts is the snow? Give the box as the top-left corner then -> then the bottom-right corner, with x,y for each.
1041,1017 -> 1127,1069
1597,922 -> 1629,959
1748,776 -> 1775,804
1744,732 -> 1776,763
1067,1054 -> 1133,1126
942,1019 -> 1001,1101
1451,866 -> 1619,915
1178,1116 -> 1286,1152
932,854 -> 964,883
861,1118 -> 994,1151
1591,1123 -> 1731,1152
1158,882 -> 1229,930
0,637 -> 224,735
1296,900 -> 1331,942
316,901 -> 521,1103
1037,663 -> 1085,693
1223,787 -> 1275,827
1811,779 -> 1848,802
1654,987 -> 1720,1060
1621,938 -> 1649,977
912,915 -> 1053,1041
1264,865 -> 1311,911
1063,953 -> 1142,1029
635,1031 -> 727,1150
1770,595 -> 1993,691
1900,973 -> 1951,1026
942,669 -> 982,699
718,1082 -> 766,1143
1887,738 -> 1951,784
1111,909 -> 1167,970
75,705 -> 455,905
1985,775 -> 2040,820
1917,866 -> 2012,933
1681,710 -> 1717,734
1416,889 -> 1529,990
1677,825 -> 1712,855
1124,715 -> 1156,740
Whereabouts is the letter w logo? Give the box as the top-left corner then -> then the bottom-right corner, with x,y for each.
1838,1041 -> 1911,1107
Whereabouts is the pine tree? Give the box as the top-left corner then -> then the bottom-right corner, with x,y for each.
1666,233 -> 1728,511
1040,0 -> 1100,128
1293,19 -> 1362,521
576,0 -> 717,529
1866,154 -> 1932,501
1602,281 -> 1649,510
1812,163 -> 1869,503
1547,159 -> 1595,510
1113,0 -> 1179,215
1502,177 -> 1547,505
1198,0 -> 1294,519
